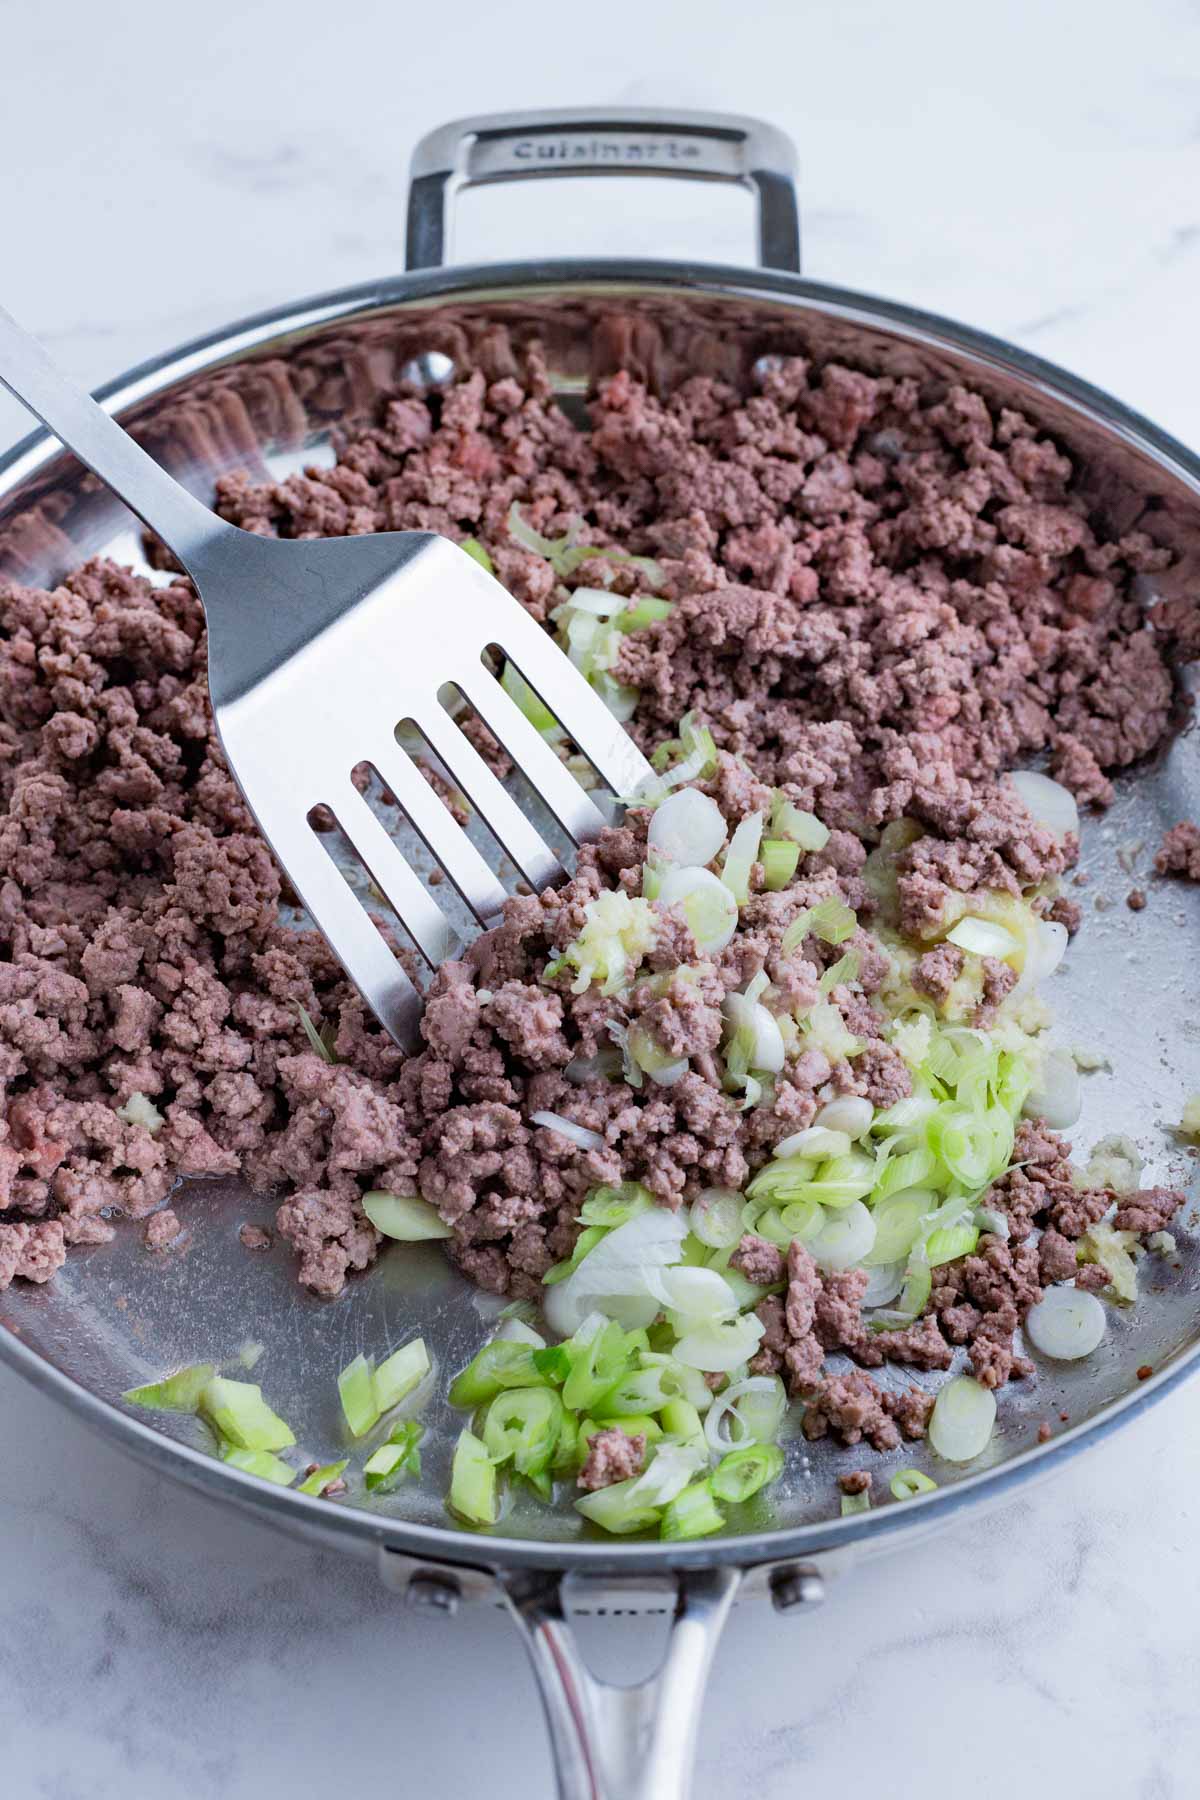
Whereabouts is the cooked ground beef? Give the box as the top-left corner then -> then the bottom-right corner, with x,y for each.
1156,821 -> 1200,881
577,1426 -> 646,1491
0,346 -> 1191,1348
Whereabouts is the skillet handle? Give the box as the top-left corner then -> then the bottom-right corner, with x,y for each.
498,1564 -> 741,1800
405,108 -> 800,274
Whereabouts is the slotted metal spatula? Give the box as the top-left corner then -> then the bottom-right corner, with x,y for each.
0,305 -> 653,1050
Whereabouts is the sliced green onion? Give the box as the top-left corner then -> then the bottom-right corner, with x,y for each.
123,1363 -> 215,1413
927,1104 -> 1010,1189
365,1420 -> 425,1491
762,838 -> 801,891
927,1377 -> 996,1463
874,1144 -> 937,1199
660,1480 -> 725,1541
563,1320 -> 636,1413
219,1444 -> 296,1486
840,1488 -> 872,1516
200,1378 -> 295,1452
779,1198 -> 826,1241
864,1191 -> 932,1266
925,1222 -> 980,1267
672,1313 -> 764,1374
448,1428 -> 498,1526
501,658 -> 561,736
374,1337 -> 430,1413
361,1191 -> 453,1241
460,537 -> 493,573
337,1353 -> 381,1437
710,1443 -> 785,1504
297,1459 -> 349,1497
448,1341 -> 543,1408
483,1388 -> 563,1477
770,793 -> 830,851
890,1468 -> 938,1500
618,596 -> 673,631
719,812 -> 764,906
575,1475 -> 662,1536
579,1183 -> 654,1228
688,1188 -> 746,1249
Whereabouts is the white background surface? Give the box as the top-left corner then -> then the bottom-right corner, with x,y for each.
2,2 -> 1200,1795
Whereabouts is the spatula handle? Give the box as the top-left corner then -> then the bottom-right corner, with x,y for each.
0,302 -> 225,572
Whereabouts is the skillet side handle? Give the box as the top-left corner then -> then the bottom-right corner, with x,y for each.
405,108 -> 800,274
498,1564 -> 741,1800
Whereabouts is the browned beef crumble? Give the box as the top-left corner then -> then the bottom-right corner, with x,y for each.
577,1426 -> 646,1491
0,347 -> 1191,1357
1156,821 -> 1200,881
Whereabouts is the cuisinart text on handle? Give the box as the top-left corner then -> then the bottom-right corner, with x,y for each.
505,135 -> 706,165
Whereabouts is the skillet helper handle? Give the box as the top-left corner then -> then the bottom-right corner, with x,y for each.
406,108 -> 800,274
498,1565 -> 741,1800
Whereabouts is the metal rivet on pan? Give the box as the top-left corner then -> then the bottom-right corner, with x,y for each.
769,1567 -> 825,1613
405,1572 -> 461,1615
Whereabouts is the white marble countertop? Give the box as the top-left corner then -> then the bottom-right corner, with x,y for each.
3,1 -> 1200,1794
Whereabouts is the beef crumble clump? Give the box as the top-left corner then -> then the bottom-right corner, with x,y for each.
0,347 -> 1191,1303
1156,821 -> 1200,882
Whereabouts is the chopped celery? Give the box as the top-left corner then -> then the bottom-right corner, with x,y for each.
592,1411 -> 662,1443
575,1474 -> 662,1536
532,1344 -> 574,1384
551,1412 -> 580,1474
200,1378 -> 295,1452
808,896 -> 857,945
338,1353 -> 381,1437
374,1337 -> 430,1413
219,1444 -> 296,1486
840,1489 -> 871,1516
818,949 -> 861,995
297,1459 -> 349,1497
448,1429 -> 498,1526
660,1397 -> 705,1444
710,1443 -> 784,1504
361,1191 -> 452,1241
448,1341 -> 542,1408
123,1362 -> 215,1413
460,536 -> 493,573
483,1388 -> 563,1477
365,1421 -> 424,1492
661,1480 -> 725,1541
594,1364 -> 674,1418
762,838 -> 801,891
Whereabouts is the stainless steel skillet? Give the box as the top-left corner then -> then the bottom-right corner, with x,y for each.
0,108 -> 1197,1800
